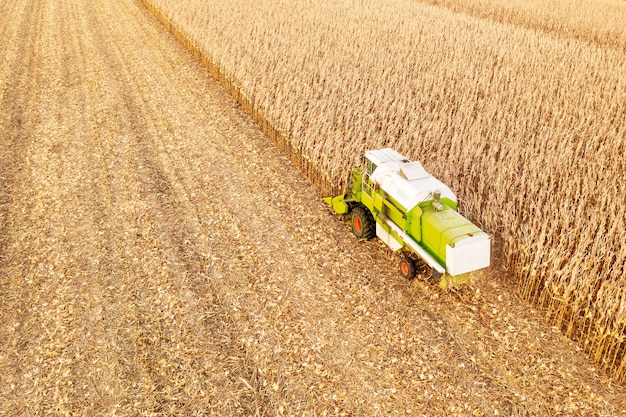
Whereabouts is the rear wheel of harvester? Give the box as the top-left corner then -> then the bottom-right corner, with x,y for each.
351,204 -> 375,240
399,256 -> 416,280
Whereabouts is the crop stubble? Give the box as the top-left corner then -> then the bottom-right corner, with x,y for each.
0,0 -> 625,415
143,0 -> 626,382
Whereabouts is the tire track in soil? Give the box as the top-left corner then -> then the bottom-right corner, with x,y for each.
1,1 -> 116,412
0,0 -> 41,260
0,1 -> 52,412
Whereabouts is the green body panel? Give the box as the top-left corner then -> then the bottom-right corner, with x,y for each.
373,190 -> 384,212
351,168 -> 363,200
405,206 -> 421,242
382,195 -> 406,229
323,195 -> 349,214
360,187 -> 374,211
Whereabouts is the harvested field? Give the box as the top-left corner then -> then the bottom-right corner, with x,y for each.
0,0 -> 625,416
144,0 -> 626,382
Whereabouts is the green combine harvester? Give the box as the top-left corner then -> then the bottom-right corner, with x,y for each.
324,148 -> 490,289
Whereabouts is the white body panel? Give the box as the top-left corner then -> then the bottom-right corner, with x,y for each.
446,234 -> 491,276
376,223 -> 404,252
365,148 -> 456,212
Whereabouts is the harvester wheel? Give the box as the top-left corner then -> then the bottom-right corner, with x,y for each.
351,205 -> 375,240
399,256 -> 416,280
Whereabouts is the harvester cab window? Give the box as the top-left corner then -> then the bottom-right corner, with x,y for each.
366,159 -> 377,176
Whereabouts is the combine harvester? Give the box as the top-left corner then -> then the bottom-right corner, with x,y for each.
324,148 -> 490,289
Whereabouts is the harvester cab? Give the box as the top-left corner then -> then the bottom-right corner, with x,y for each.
324,148 -> 491,289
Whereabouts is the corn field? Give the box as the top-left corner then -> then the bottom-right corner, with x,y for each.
422,0 -> 626,51
142,0 -> 626,382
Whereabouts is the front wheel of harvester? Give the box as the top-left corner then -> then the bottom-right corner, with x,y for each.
399,256 -> 416,280
351,205 -> 375,240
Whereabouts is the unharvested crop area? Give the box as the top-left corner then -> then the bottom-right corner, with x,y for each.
144,0 -> 626,382
424,0 -> 626,51
1,0 -> 626,415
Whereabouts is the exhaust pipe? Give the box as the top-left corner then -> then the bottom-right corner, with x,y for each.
432,190 -> 443,211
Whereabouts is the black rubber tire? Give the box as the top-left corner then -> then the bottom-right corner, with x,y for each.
399,256 -> 416,280
351,205 -> 376,240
